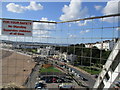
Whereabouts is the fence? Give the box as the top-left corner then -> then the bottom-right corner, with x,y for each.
0,13 -> 120,89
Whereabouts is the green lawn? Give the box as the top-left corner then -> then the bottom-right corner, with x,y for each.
40,67 -> 61,73
78,66 -> 101,75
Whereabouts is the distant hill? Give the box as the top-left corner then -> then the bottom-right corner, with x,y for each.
0,40 -> 70,46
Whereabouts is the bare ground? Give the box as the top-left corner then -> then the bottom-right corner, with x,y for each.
1,49 -> 35,86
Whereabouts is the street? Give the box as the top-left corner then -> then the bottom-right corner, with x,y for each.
24,58 -> 81,89
48,58 -> 96,88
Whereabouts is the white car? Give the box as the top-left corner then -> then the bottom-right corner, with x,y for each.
58,83 -> 75,90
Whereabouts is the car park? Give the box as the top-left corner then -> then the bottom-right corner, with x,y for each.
40,76 -> 72,83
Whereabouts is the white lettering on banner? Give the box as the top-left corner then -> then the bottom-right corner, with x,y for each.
2,20 -> 33,36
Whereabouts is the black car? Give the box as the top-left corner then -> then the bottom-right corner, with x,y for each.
35,83 -> 46,89
81,77 -> 88,81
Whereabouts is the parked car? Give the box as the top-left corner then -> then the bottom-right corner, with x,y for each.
35,82 -> 46,89
81,76 -> 88,81
58,83 -> 75,90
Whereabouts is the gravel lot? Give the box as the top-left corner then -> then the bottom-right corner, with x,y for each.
1,49 -> 35,86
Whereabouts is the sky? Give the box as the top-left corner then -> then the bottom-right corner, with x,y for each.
0,0 -> 120,44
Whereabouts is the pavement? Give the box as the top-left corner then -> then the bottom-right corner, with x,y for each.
24,64 -> 41,88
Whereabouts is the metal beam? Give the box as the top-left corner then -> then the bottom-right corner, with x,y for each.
0,18 -> 57,24
57,13 -> 120,23
0,13 -> 120,24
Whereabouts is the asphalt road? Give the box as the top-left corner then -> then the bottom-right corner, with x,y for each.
48,58 -> 96,88
67,65 -> 96,87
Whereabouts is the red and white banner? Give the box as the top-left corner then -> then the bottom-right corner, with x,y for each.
2,20 -> 33,36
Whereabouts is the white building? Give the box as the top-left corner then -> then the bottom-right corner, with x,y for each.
1,42 -> 12,49
85,39 -> 116,51
37,46 -> 55,56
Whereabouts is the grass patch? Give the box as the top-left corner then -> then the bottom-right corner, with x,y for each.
78,66 -> 101,75
40,66 -> 61,73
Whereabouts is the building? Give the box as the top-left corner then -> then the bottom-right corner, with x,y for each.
37,46 -> 55,56
85,39 -> 117,51
58,53 -> 67,60
1,41 -> 13,49
52,53 -> 77,63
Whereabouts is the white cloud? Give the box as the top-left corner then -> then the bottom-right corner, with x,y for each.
94,5 -> 102,10
0,35 -> 8,40
6,1 -> 43,13
59,0 -> 88,21
33,17 -> 56,38
69,34 -> 76,38
33,17 -> 56,30
33,30 -> 49,35
6,3 -> 25,13
102,0 -> 119,15
101,0 -> 119,22
36,35 -> 52,38
26,1 -> 43,11
116,27 -> 120,31
67,33 -> 77,38
80,30 -> 90,34
78,20 -> 92,26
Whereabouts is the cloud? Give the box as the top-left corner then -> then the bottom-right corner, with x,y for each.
102,0 -> 119,15
6,3 -> 25,13
36,35 -> 52,38
33,17 -> 56,30
69,34 -> 77,38
78,20 -> 92,26
33,17 -> 56,38
80,30 -> 90,34
116,27 -> 120,31
59,0 -> 88,21
101,0 -> 119,22
67,33 -> 77,38
26,1 -> 43,11
33,31 -> 49,35
94,5 -> 102,10
6,1 -> 43,13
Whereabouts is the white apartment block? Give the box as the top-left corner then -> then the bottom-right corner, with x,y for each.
85,39 -> 116,51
